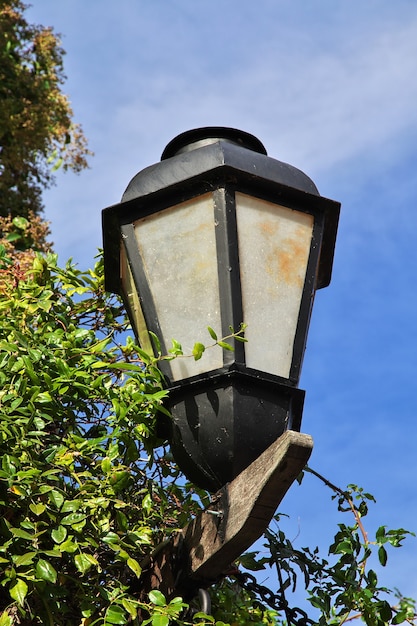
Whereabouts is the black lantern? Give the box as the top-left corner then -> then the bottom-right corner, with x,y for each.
102,128 -> 340,492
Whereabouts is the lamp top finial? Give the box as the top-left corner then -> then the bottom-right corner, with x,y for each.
161,127 -> 267,161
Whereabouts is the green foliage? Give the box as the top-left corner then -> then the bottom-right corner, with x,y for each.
0,251 -> 203,625
0,0 -> 91,220
166,324 -> 247,363
240,471 -> 416,626
209,578 -> 279,625
0,213 -> 52,258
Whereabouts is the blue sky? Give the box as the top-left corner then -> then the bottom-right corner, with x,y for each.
28,0 -> 417,611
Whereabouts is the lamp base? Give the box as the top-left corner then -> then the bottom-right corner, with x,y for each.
162,367 -> 305,492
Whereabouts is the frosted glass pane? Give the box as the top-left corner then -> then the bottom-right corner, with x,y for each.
236,192 -> 313,379
120,245 -> 153,355
134,193 -> 223,381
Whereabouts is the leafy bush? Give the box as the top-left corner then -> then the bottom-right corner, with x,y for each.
0,250 -> 200,625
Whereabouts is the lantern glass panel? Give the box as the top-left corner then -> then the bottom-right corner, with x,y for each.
120,245 -> 154,354
235,192 -> 314,379
133,193 -> 223,381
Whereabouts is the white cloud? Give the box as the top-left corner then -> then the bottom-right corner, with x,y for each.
162,22 -> 416,161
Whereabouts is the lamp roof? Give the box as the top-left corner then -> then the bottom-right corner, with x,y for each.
122,127 -> 320,202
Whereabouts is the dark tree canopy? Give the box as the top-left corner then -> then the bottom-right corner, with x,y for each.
0,0 -> 91,221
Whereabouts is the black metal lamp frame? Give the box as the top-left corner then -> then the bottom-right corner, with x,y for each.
102,128 -> 340,491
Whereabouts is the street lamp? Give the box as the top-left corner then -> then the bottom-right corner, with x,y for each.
102,127 -> 340,492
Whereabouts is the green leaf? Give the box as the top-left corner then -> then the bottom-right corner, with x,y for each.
102,532 -> 120,545
74,553 -> 97,574
59,538 -> 79,553
29,502 -> 46,516
127,557 -> 142,578
61,512 -> 87,526
151,616 -> 169,626
217,340 -> 234,351
169,338 -> 183,355
107,443 -> 119,461
109,470 -> 130,492
12,216 -> 29,230
238,552 -> 266,571
0,612 -> 12,626
51,156 -> 63,172
121,598 -> 139,618
149,590 -> 167,607
392,610 -> 408,624
14,552 -> 36,567
42,549 -> 61,559
6,232 -> 22,243
193,613 -> 215,623
192,342 -> 205,361
51,526 -> 67,544
48,489 -> 64,509
9,527 -> 34,540
101,456 -> 112,474
378,600 -> 392,622
309,596 -> 327,611
207,326 -> 217,340
376,525 -> 386,541
90,337 -> 111,353
334,540 -> 353,554
36,559 -> 57,583
35,391 -> 52,403
367,568 -> 378,587
9,579 -> 28,606
378,545 -> 388,566
142,493 -> 153,514
149,332 -> 161,354
104,605 -> 127,624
